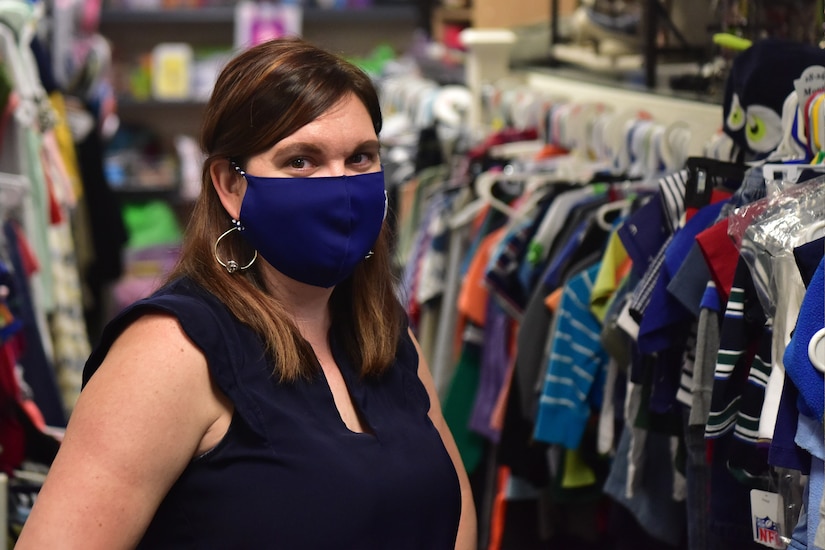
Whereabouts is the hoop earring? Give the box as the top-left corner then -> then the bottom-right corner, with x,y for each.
214,219 -> 258,273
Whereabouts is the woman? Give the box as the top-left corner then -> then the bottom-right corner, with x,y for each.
16,37 -> 476,549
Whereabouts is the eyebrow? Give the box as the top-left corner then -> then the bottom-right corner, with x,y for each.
273,142 -> 324,158
355,139 -> 381,151
273,139 -> 381,157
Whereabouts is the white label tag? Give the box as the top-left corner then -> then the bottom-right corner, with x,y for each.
615,300 -> 639,341
794,65 -> 825,114
750,489 -> 785,548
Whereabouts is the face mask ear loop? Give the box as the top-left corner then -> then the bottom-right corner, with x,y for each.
230,160 -> 246,176
366,188 -> 388,260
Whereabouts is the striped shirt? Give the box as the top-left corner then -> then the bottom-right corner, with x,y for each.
533,263 -> 609,449
705,258 -> 772,446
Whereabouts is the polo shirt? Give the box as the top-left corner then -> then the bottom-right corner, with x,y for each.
533,263 -> 608,449
637,198 -> 727,354
783,258 -> 825,420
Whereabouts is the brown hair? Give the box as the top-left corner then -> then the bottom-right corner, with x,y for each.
167,37 -> 405,381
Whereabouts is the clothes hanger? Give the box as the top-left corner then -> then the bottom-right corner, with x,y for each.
625,119 -> 656,179
602,109 -> 653,176
703,129 -> 740,162
766,91 -> 810,163
0,170 -> 28,190
628,118 -> 667,180
594,197 -> 635,231
473,168 -> 520,217
504,166 -> 583,224
660,120 -> 691,172
488,139 -> 545,160
808,327 -> 825,374
762,90 -> 825,184
448,166 -> 529,228
682,156 -> 748,208
644,124 -> 667,178
562,101 -> 601,154
403,79 -> 439,129
547,101 -> 576,149
0,171 -> 29,220
432,85 -> 472,129
484,74 -> 529,128
412,85 -> 441,130
761,162 -> 825,184
509,88 -> 549,132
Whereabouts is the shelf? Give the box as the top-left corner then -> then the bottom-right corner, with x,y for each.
112,187 -> 182,203
433,6 -> 473,22
116,98 -> 208,108
100,5 -> 417,25
100,6 -> 235,24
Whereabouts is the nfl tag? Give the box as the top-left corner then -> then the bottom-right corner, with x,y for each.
750,489 -> 785,548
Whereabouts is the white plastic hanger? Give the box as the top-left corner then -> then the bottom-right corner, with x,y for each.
563,102 -> 600,154
808,327 -> 825,373
504,167 -> 578,224
761,163 -> 825,184
661,120 -> 691,172
602,109 -> 652,175
594,198 -> 634,231
0,171 -> 28,218
473,169 -> 519,217
509,88 -> 547,132
449,168 -> 525,228
488,139 -> 545,160
0,170 -> 28,191
432,85 -> 472,129
767,91 -> 809,163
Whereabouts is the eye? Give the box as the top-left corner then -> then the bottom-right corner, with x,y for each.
348,152 -> 374,165
726,93 -> 745,131
289,158 -> 315,170
347,152 -> 380,170
744,105 -> 782,153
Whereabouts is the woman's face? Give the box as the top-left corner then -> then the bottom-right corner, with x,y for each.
245,93 -> 381,179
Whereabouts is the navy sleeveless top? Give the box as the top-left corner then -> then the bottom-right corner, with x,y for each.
82,277 -> 461,549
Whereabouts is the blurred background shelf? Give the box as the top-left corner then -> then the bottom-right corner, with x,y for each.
99,1 -> 421,183
100,5 -> 417,24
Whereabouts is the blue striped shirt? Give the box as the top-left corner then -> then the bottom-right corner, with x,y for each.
534,262 -> 609,449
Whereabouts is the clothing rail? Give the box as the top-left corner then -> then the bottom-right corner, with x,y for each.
518,71 -> 721,157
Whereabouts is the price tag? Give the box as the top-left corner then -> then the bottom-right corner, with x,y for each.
750,489 -> 785,549
794,65 -> 825,113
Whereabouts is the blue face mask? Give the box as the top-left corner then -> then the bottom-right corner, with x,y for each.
235,167 -> 387,288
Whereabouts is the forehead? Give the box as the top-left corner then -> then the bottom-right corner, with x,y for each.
287,95 -> 375,139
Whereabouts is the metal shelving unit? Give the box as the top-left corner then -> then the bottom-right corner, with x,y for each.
99,3 -> 420,199
100,4 -> 417,25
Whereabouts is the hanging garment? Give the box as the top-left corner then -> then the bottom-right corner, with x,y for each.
467,299 -> 513,443
533,262 -> 608,450
783,258 -> 824,423
705,257 -> 773,482
4,221 -> 65,426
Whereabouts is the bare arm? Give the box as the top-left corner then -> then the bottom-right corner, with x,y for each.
16,313 -> 230,549
410,329 -> 478,550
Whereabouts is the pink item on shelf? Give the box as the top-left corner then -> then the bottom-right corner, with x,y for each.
110,245 -> 181,318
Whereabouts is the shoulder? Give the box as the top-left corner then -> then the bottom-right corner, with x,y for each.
89,310 -> 212,404
81,308 -> 228,461
396,321 -> 418,364
84,277 -> 241,387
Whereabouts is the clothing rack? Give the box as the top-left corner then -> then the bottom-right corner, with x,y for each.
379,39 -> 825,548
0,1 -> 132,542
